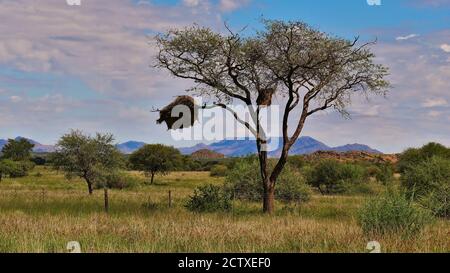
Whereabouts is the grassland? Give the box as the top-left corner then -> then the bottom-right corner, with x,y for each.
0,166 -> 448,253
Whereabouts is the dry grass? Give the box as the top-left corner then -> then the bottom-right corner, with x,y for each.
0,167 -> 448,253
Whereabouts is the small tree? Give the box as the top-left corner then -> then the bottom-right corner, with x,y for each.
0,159 -> 14,182
1,138 -> 34,161
51,130 -> 124,195
156,20 -> 389,213
397,142 -> 450,173
402,156 -> 450,218
129,144 -> 182,184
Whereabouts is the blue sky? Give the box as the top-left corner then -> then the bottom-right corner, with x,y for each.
0,0 -> 450,153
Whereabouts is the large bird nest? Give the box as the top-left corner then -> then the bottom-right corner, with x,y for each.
256,88 -> 276,106
157,96 -> 198,130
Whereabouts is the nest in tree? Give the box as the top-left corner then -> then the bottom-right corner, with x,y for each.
157,96 -> 198,130
256,88 -> 276,106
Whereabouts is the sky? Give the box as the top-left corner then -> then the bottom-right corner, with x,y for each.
0,0 -> 449,153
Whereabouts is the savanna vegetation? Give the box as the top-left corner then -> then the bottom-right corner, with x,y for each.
0,133 -> 449,253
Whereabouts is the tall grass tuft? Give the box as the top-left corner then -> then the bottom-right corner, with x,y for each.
358,191 -> 433,237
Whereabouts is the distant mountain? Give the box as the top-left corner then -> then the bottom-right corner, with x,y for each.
191,149 -> 225,160
331,144 -> 381,154
178,143 -> 210,155
0,137 -> 56,153
0,136 -> 382,156
116,141 -> 146,154
179,136 -> 382,157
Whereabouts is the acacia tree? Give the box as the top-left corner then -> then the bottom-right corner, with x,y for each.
129,144 -> 182,184
51,130 -> 123,195
1,138 -> 34,161
155,20 -> 389,213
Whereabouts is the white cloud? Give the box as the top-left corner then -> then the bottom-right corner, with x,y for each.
183,0 -> 202,7
0,0 -> 217,99
10,96 -> 22,103
219,0 -> 250,12
440,44 -> 450,53
422,98 -> 448,108
396,34 -> 419,41
428,110 -> 442,118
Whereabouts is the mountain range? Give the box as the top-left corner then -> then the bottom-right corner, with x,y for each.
178,137 -> 382,157
0,136 -> 382,156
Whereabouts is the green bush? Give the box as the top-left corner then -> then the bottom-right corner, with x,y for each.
375,163 -> 394,185
93,172 -> 140,190
358,191 -> 433,237
185,184 -> 232,212
224,158 -> 312,204
397,142 -> 450,173
402,156 -> 450,218
210,165 -> 228,177
365,163 -> 394,185
276,168 -> 312,203
306,160 -> 367,195
7,160 -> 35,178
224,158 -> 262,201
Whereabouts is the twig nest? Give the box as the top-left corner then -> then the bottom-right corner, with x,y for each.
256,88 -> 276,106
157,96 -> 198,130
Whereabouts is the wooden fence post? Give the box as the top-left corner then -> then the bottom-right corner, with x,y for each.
168,190 -> 172,208
104,188 -> 109,213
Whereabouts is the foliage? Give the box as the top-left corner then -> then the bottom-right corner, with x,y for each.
369,163 -> 394,185
276,167 -> 312,203
185,184 -> 232,213
50,130 -> 124,194
358,191 -> 433,237
93,171 -> 140,190
306,160 -> 367,195
402,156 -> 450,218
397,142 -> 450,173
31,156 -> 47,166
1,138 -> 34,161
0,159 -> 35,180
129,144 -> 182,184
225,158 -> 311,203
156,19 -> 390,213
209,164 -> 228,177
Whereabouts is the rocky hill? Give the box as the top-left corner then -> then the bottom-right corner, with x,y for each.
190,149 -> 225,160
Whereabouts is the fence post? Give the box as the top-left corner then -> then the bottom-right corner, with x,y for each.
104,188 -> 109,213
168,190 -> 172,208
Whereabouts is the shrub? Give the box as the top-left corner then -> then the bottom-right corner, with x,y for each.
210,165 -> 228,177
287,155 -> 305,170
307,160 -> 366,195
185,184 -> 232,212
374,163 -> 394,185
224,158 -> 261,201
397,142 -> 450,173
365,163 -> 394,185
224,158 -> 312,204
94,172 -> 139,190
402,156 -> 450,218
7,161 -> 35,178
276,167 -> 312,203
358,191 -> 433,237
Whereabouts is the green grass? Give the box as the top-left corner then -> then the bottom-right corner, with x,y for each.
0,166 -> 448,253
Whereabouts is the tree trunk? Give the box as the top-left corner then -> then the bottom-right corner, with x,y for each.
150,172 -> 155,185
263,182 -> 275,214
86,179 -> 93,195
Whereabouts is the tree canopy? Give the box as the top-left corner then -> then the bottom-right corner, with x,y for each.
129,144 -> 182,184
1,138 -> 35,161
156,20 -> 390,213
51,130 -> 124,194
